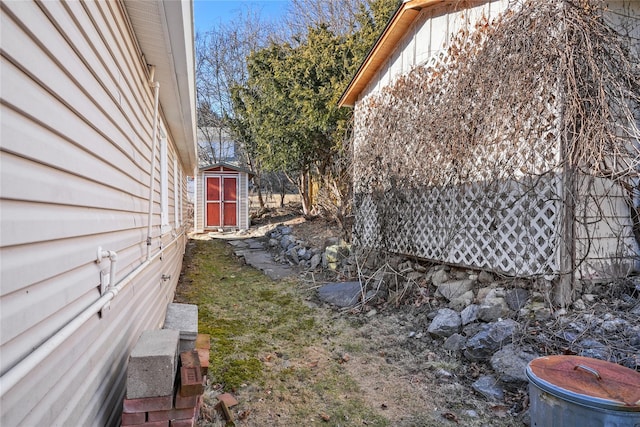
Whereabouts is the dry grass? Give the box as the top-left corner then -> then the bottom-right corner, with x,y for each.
175,237 -> 524,427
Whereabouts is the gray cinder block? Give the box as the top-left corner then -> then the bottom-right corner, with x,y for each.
163,303 -> 198,351
126,329 -> 180,399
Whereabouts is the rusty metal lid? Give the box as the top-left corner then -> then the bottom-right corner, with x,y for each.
526,355 -> 640,412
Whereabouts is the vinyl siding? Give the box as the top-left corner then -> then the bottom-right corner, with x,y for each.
0,1 -> 193,425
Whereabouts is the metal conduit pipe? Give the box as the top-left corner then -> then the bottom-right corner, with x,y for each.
0,232 -> 184,397
146,65 -> 160,261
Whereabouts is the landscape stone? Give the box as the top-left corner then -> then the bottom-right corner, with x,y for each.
309,253 -> 322,270
431,270 -> 450,287
477,271 -> 494,284
437,279 -> 474,301
449,290 -> 474,311
505,289 -> 530,311
477,297 -> 509,322
472,375 -> 504,401
127,329 -> 180,399
461,304 -> 479,325
427,308 -> 461,338
572,299 -> 586,311
286,247 -> 299,265
443,333 -> 467,351
318,281 -> 361,307
490,344 -> 537,382
464,319 -> 519,361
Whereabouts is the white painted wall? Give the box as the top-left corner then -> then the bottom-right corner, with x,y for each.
0,1 -> 194,425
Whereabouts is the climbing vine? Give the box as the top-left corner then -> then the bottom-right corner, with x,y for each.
352,0 -> 639,283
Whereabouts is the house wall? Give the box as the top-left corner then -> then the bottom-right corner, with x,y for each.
195,168 -> 250,231
0,1 -> 192,425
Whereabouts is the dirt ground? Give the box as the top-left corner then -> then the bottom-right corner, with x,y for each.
180,206 -> 528,427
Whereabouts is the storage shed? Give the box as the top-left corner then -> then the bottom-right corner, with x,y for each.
195,162 -> 253,231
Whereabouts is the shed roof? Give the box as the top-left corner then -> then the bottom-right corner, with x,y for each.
200,162 -> 255,176
338,0 -> 486,107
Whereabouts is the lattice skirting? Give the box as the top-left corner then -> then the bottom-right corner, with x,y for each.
353,175 -> 563,276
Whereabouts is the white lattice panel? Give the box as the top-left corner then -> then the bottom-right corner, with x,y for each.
354,176 -> 562,276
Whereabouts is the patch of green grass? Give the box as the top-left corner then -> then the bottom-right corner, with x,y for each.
175,239 -> 317,391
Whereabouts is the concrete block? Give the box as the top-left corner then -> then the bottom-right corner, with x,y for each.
163,303 -> 198,341
179,339 -> 196,353
127,329 -> 180,399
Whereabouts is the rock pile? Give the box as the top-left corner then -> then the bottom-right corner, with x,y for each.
266,224 -> 352,272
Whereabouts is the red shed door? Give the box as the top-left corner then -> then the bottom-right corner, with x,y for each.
205,175 -> 237,227
223,177 -> 237,226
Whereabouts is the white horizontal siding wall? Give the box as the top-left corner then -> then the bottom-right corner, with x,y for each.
362,0 -> 511,101
0,1 -> 190,425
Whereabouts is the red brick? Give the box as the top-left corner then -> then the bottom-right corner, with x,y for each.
121,411 -> 146,425
174,391 -> 198,409
196,348 -> 209,375
147,406 -> 197,422
123,395 -> 173,413
216,393 -> 238,408
179,366 -> 203,396
141,421 -> 168,427
195,334 -> 210,350
170,419 -> 194,427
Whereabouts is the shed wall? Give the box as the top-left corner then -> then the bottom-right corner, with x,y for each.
352,0 -> 639,281
364,0 -> 511,101
0,1 -> 190,425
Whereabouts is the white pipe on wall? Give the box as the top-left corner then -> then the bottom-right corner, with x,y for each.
146,65 -> 160,261
0,233 -> 184,397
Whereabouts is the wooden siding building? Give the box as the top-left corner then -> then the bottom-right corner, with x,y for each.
340,0 -> 640,303
195,163 -> 252,232
0,1 -> 196,425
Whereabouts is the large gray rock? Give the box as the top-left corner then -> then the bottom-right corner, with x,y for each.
478,297 -> 510,322
461,304 -> 479,325
472,375 -> 504,401
505,288 -> 530,311
490,344 -> 538,382
431,269 -> 450,287
318,281 -> 361,307
427,308 -> 462,338
443,333 -> 467,351
127,329 -> 180,399
438,279 -> 474,301
449,290 -> 474,311
309,253 -> 322,270
286,247 -> 300,265
464,319 -> 519,361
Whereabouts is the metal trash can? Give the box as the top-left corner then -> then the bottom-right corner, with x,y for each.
526,355 -> 640,427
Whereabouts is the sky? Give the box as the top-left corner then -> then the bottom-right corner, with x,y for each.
194,0 -> 290,34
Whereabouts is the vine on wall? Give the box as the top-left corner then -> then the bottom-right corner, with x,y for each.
352,0 -> 640,284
